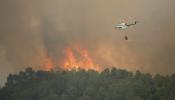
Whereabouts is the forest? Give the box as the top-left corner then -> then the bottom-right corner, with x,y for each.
0,67 -> 175,100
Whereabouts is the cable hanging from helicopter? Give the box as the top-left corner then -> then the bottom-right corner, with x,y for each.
114,16 -> 138,40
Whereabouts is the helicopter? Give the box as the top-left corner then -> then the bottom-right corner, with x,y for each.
115,21 -> 137,30
114,16 -> 137,40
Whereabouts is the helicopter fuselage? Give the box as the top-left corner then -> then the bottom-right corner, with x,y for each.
115,23 -> 127,30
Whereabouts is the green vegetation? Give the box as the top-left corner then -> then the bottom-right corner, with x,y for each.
0,67 -> 175,100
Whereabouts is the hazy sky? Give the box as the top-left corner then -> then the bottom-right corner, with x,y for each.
0,0 -> 175,85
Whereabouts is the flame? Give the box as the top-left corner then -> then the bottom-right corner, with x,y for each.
63,46 -> 101,71
44,57 -> 53,71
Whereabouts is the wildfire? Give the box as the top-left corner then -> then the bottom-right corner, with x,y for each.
44,57 -> 53,71
63,46 -> 101,71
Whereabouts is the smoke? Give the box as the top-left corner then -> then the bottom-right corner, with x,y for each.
0,0 -> 175,85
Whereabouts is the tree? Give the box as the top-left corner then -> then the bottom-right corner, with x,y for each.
0,67 -> 175,100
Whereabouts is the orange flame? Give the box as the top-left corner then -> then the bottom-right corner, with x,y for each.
63,46 -> 101,71
44,57 -> 53,71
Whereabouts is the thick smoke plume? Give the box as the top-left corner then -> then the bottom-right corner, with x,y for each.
0,0 -> 175,85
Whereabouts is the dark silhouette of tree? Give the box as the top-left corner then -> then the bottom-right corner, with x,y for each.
0,67 -> 175,100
